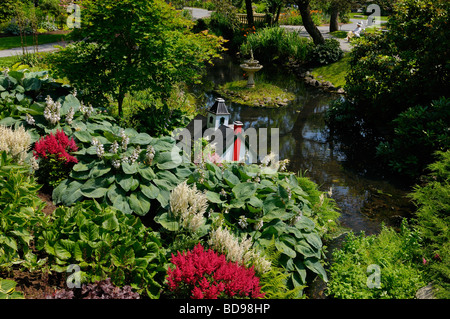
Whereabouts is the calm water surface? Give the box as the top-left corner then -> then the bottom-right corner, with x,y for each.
201,55 -> 414,235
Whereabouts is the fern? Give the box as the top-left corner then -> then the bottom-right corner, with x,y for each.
259,238 -> 305,299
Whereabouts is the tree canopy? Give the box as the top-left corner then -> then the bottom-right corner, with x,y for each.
47,0 -> 226,116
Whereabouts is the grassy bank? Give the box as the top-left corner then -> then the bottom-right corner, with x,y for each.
311,54 -> 350,88
0,33 -> 69,51
216,80 -> 296,107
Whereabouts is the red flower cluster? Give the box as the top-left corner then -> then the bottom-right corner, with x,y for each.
33,130 -> 78,164
166,244 -> 265,299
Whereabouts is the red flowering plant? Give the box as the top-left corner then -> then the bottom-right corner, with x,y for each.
165,244 -> 265,299
33,130 -> 78,189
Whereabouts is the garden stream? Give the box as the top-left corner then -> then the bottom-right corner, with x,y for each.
200,54 -> 415,237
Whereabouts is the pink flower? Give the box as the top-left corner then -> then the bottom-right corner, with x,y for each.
33,130 -> 78,164
165,244 -> 264,299
422,257 -> 427,265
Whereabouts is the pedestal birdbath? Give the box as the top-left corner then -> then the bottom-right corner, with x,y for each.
240,50 -> 263,88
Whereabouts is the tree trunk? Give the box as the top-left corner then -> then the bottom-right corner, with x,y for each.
275,5 -> 282,24
329,2 -> 340,33
296,0 -> 325,45
245,0 -> 254,27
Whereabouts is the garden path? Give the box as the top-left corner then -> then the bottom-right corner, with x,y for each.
281,18 -> 387,52
0,41 -> 68,58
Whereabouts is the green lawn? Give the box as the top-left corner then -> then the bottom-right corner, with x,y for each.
349,12 -> 390,21
330,30 -> 347,38
216,80 -> 296,107
311,54 -> 350,88
0,33 -> 69,51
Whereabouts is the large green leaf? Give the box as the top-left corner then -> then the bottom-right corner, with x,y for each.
294,216 -> 316,232
79,221 -> 100,242
205,191 -> 224,204
89,164 -> 111,179
116,174 -> 138,192
232,182 -> 257,200
74,241 -> 93,262
303,232 -> 322,250
156,212 -> 180,231
275,239 -> 296,258
81,187 -> 108,199
112,194 -> 132,214
129,192 -> 151,216
140,183 -> 160,199
74,131 -> 93,143
295,240 -> 320,258
61,94 -> 80,115
107,185 -> 126,204
54,240 -> 73,260
122,162 -> 139,175
130,133 -> 152,145
304,257 -> 328,282
102,214 -> 119,231
223,170 -> 240,187
111,246 -> 135,267
139,166 -> 156,181
52,179 -> 83,205
293,259 -> 307,284
155,151 -> 180,170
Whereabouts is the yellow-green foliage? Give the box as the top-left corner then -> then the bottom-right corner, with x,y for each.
410,150 -> 450,298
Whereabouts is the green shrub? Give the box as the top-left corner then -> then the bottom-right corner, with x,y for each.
410,150 -> 450,298
52,129 -> 196,216
326,0 -> 450,180
307,38 -> 343,66
376,97 -> 450,178
327,221 -> 426,299
0,151 -> 47,270
240,27 -> 313,64
0,69 -> 197,216
35,200 -> 167,298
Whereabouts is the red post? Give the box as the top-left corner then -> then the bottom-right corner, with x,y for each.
233,121 -> 243,161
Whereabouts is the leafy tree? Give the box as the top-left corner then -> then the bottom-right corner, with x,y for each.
47,0 -> 225,117
265,0 -> 286,25
327,0 -> 450,178
0,0 -> 19,23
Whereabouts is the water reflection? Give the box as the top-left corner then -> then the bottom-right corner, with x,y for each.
201,55 -> 413,235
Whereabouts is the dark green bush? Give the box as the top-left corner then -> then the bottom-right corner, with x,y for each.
376,97 -> 450,178
307,38 -> 343,66
326,0 -> 450,179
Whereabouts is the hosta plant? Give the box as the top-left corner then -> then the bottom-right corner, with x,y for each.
35,200 -> 167,298
0,68 -> 73,130
184,159 -> 339,295
52,129 -> 196,216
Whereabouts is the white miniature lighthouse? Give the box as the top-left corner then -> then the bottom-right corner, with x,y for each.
207,97 -> 231,130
